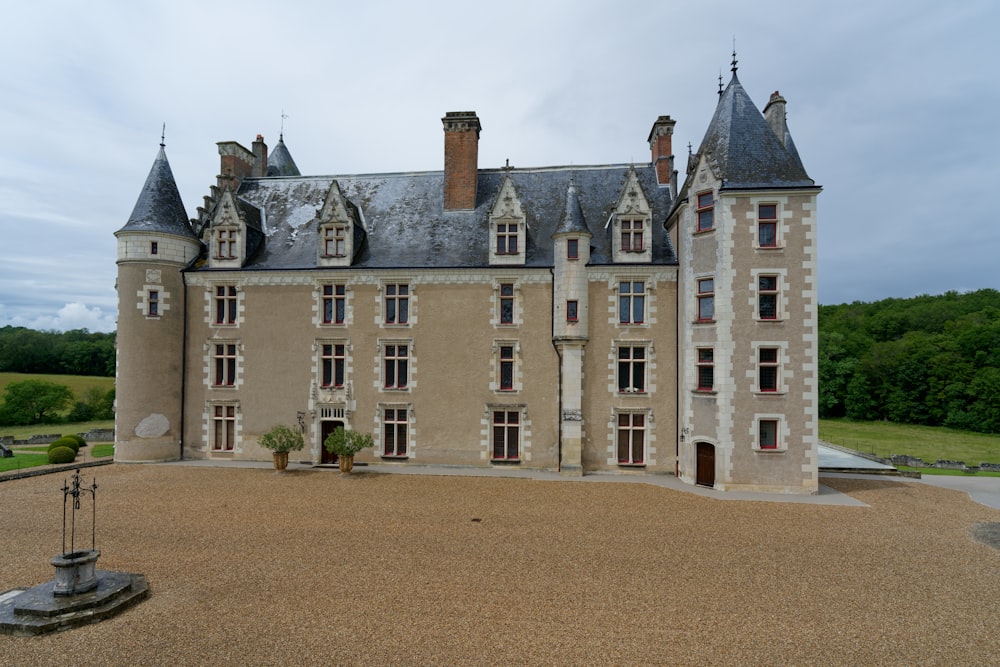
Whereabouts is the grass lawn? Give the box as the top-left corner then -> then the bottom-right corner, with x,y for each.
1,443 -> 114,473
820,418 -> 1000,466
0,372 -> 114,401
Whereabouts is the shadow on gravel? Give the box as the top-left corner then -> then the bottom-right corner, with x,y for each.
970,522 -> 1000,550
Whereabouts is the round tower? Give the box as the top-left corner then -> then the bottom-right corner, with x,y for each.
114,142 -> 202,462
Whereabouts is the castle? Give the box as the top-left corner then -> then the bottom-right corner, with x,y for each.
114,66 -> 820,493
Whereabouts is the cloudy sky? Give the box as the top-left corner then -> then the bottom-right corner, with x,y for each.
1,0 -> 997,333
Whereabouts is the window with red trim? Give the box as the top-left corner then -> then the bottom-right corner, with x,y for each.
621,220 -> 644,252
499,283 -> 515,324
696,348 -> 714,391
383,344 -> 409,389
759,347 -> 779,392
618,345 -> 646,393
212,405 -> 235,451
213,343 -> 237,387
697,278 -> 715,322
383,408 -> 408,457
492,410 -> 520,461
618,281 -> 645,324
215,285 -> 238,325
321,343 -> 346,388
759,419 -> 778,449
566,300 -> 578,322
496,223 -> 519,254
567,238 -> 579,260
758,204 -> 777,247
499,345 -> 514,391
696,192 -> 714,232
617,413 -> 645,465
758,275 -> 778,320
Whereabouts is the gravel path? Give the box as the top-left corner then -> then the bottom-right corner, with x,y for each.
2,465 -> 999,666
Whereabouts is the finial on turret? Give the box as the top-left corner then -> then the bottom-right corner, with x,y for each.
731,38 -> 738,74
718,71 -> 724,97
280,109 -> 288,140
160,123 -> 166,148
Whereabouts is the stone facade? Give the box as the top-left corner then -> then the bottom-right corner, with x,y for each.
115,69 -> 819,492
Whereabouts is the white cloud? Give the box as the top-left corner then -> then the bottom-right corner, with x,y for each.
0,303 -> 116,333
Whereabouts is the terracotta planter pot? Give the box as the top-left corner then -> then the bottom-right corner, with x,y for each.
273,451 -> 289,472
338,454 -> 354,473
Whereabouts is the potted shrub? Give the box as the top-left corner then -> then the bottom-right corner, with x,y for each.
323,427 -> 374,473
258,424 -> 305,472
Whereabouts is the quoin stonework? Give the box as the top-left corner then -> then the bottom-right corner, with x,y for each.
114,66 -> 821,493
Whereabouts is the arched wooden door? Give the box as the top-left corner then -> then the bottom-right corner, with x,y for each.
320,421 -> 343,465
696,442 -> 715,487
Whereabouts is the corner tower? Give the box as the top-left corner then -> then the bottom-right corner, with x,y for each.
114,141 -> 202,462
668,65 -> 821,493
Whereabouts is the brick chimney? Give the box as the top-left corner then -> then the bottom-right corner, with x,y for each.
252,134 -> 268,177
442,111 -> 481,210
216,141 -> 255,191
763,92 -> 787,147
647,115 -> 676,187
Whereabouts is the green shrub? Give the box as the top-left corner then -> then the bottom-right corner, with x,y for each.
47,446 -> 76,464
62,433 -> 87,449
48,437 -> 79,454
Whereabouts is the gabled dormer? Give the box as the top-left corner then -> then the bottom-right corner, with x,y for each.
488,175 -> 526,266
610,168 -> 653,263
316,180 -> 364,268
206,190 -> 263,269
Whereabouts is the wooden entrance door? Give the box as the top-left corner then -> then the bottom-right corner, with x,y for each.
696,442 -> 715,487
320,421 -> 343,465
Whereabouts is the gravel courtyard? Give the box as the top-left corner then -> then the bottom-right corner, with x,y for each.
2,465 -> 998,666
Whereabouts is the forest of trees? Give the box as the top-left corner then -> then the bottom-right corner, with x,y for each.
819,289 -> 1000,434
0,326 -> 115,377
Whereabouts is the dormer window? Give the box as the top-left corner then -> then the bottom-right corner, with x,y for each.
216,229 -> 237,259
488,177 -> 527,266
621,220 -> 644,252
323,225 -> 347,257
496,222 -> 519,255
611,169 -> 652,263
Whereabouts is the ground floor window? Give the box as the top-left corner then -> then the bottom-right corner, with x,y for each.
617,412 -> 645,465
212,404 -> 236,451
492,410 -> 520,461
383,408 -> 408,457
758,419 -> 779,449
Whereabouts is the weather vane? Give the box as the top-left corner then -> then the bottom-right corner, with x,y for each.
280,109 -> 289,139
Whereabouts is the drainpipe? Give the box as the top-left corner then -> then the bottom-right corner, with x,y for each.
550,267 -> 561,472
179,272 -> 189,460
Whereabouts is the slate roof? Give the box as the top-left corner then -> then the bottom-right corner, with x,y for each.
553,182 -> 591,236
222,163 -> 676,272
118,145 -> 197,238
266,136 -> 301,177
671,73 -> 815,218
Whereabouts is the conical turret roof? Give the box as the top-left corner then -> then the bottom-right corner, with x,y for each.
695,73 -> 813,189
117,145 -> 196,238
553,182 -> 591,236
267,135 -> 301,177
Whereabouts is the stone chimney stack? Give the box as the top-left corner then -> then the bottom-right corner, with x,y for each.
442,111 -> 481,211
763,91 -> 787,147
252,134 -> 268,177
647,115 -> 676,187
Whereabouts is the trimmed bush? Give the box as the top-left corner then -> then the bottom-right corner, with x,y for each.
47,446 -> 76,464
62,434 -> 87,449
48,437 -> 79,454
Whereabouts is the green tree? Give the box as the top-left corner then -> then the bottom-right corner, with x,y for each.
1,379 -> 74,425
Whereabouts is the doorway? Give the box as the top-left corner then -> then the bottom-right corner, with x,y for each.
320,420 -> 343,465
696,442 -> 715,487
